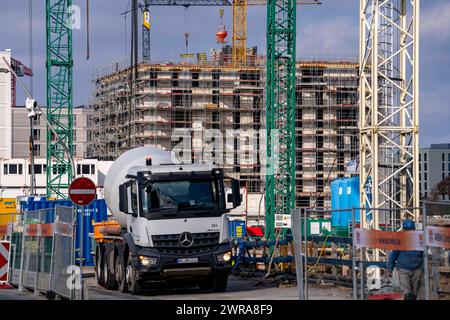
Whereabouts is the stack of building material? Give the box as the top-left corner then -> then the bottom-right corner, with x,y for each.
437,267 -> 450,300
429,217 -> 450,300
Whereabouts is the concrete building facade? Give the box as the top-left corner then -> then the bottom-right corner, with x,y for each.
420,143 -> 450,200
10,105 -> 91,160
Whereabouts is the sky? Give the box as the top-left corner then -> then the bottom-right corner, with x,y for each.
0,0 -> 449,147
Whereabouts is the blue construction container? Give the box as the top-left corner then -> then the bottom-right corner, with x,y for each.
21,198 -> 108,266
348,176 -> 361,225
229,220 -> 246,239
331,176 -> 361,227
74,200 -> 108,266
339,179 -> 350,226
330,179 -> 340,227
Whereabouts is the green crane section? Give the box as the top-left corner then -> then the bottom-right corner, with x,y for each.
265,0 -> 297,241
46,0 -> 73,199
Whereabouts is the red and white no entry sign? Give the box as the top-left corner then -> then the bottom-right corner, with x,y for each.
69,177 -> 96,207
0,241 -> 10,284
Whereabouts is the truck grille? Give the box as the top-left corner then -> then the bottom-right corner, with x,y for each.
152,232 -> 220,255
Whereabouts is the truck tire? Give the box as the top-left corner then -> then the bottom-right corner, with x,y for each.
199,275 -> 228,292
115,253 -> 128,293
126,255 -> 143,295
103,250 -> 118,290
95,245 -> 105,286
212,276 -> 228,292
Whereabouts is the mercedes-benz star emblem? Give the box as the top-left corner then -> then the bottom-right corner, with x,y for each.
179,232 -> 194,247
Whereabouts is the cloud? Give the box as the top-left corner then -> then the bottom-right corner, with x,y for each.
420,81 -> 450,147
297,16 -> 358,59
421,1 -> 450,41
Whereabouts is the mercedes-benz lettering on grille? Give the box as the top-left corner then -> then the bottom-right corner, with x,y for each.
152,232 -> 220,255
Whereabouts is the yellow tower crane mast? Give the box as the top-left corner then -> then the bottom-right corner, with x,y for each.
233,0 -> 320,66
233,0 -> 247,66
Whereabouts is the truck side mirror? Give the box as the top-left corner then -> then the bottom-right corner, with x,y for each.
119,183 -> 129,213
231,178 -> 241,208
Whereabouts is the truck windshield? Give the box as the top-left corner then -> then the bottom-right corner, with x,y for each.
140,179 -> 220,217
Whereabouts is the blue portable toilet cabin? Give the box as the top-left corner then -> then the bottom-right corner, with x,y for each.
338,179 -> 350,226
347,176 -> 361,226
331,176 -> 361,227
330,179 -> 340,227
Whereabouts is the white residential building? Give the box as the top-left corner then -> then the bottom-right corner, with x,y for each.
0,158 -> 112,198
0,49 -> 12,159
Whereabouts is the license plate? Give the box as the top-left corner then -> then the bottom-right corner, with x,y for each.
177,257 -> 198,264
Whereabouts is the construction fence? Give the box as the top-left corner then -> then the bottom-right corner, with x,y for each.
1,205 -> 79,299
228,204 -> 449,300
290,204 -> 450,300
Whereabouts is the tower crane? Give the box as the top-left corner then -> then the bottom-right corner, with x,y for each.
46,0 -> 74,199
359,0 -> 420,230
140,0 -> 319,66
265,0 -> 298,241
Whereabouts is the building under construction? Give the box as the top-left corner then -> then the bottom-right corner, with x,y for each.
88,57 -> 359,219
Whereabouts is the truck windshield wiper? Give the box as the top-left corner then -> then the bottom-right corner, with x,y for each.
145,207 -> 177,212
177,202 -> 215,210
161,212 -> 179,217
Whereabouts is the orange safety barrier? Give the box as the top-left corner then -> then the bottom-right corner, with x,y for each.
354,228 -> 424,251
428,226 -> 450,249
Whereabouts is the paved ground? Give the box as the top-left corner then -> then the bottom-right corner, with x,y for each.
0,275 -> 352,300
0,287 -> 46,300
0,266 -> 352,300
86,275 -> 352,300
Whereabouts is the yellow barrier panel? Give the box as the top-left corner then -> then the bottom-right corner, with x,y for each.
0,198 -> 17,226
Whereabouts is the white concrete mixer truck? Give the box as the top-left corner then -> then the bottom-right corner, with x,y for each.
93,147 -> 241,294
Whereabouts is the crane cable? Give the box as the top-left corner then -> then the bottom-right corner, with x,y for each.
184,6 -> 190,54
86,0 -> 90,60
28,0 -> 33,94
123,0 -> 132,55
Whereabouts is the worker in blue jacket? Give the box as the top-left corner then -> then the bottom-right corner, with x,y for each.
387,219 -> 424,300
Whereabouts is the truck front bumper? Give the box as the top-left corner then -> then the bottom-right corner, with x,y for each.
131,243 -> 232,281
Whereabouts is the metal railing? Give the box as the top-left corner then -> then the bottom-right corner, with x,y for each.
292,207 -> 433,300
5,206 -> 79,299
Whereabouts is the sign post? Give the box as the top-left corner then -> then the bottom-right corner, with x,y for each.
68,177 -> 96,300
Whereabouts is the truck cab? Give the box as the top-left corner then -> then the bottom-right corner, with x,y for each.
95,160 -> 241,294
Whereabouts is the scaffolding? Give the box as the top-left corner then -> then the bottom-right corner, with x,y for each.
88,58 -> 360,223
295,61 -> 359,209
89,56 -> 265,198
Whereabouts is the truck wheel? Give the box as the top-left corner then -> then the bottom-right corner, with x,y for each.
95,245 -> 105,286
199,275 -> 228,292
212,276 -> 228,292
103,250 -> 118,290
115,254 -> 128,293
126,255 -> 143,295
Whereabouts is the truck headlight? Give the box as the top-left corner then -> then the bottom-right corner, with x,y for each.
217,251 -> 232,263
139,255 -> 158,266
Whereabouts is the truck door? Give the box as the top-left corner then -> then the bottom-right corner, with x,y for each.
128,180 -> 151,246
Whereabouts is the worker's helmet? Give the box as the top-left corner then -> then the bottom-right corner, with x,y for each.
402,219 -> 416,230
